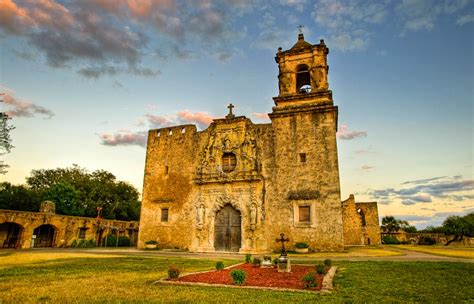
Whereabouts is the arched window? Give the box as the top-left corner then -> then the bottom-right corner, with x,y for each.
296,64 -> 311,93
357,208 -> 366,227
222,153 -> 237,172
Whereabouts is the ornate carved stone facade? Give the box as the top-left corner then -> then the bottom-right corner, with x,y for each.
138,34 -> 380,253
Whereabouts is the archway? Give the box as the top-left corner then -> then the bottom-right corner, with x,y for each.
0,222 -> 23,248
33,224 -> 57,248
214,204 -> 241,252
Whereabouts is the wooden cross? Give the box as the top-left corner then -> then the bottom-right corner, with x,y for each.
276,233 -> 289,256
297,24 -> 304,34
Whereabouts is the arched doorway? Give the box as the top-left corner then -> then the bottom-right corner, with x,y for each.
33,224 -> 56,248
214,204 -> 241,252
0,222 -> 23,248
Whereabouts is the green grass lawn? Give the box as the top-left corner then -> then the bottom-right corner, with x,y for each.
393,245 -> 474,259
0,251 -> 473,303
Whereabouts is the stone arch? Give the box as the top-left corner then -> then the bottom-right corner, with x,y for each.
296,64 -> 311,93
213,204 -> 241,252
33,224 -> 58,248
0,222 -> 24,248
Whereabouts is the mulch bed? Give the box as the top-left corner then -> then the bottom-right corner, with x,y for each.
176,263 -> 324,290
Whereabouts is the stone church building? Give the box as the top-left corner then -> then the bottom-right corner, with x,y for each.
138,34 -> 380,253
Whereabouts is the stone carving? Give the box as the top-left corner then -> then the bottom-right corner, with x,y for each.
249,203 -> 257,231
196,203 -> 205,229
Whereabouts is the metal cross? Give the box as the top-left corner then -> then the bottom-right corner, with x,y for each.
276,233 -> 289,256
297,24 -> 304,34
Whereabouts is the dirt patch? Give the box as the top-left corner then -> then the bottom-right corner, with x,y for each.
176,263 -> 324,290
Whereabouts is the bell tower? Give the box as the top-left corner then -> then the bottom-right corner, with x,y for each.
273,33 -> 332,109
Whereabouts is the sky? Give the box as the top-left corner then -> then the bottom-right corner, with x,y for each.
0,0 -> 473,229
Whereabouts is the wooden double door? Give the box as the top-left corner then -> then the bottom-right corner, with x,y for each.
214,204 -> 241,252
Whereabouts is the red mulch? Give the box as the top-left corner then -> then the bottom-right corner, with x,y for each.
177,263 -> 324,290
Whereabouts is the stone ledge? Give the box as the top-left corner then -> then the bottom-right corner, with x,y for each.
153,265 -> 337,294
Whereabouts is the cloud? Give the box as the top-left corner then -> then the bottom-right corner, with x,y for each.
99,130 -> 147,147
176,110 -> 215,129
252,112 -> 270,120
337,124 -> 367,140
312,0 -> 387,51
369,176 -> 474,205
396,0 -> 471,34
144,114 -> 174,128
402,176 -> 447,185
0,0 -> 251,78
361,165 -> 374,171
457,13 -> 474,25
1,88 -> 54,119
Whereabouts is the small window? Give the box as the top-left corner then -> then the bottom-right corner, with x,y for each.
181,128 -> 186,134
157,131 -> 161,137
299,153 -> 306,163
222,153 -> 237,172
298,206 -> 310,223
78,229 -> 86,239
169,129 -> 173,135
165,166 -> 169,175
161,208 -> 169,222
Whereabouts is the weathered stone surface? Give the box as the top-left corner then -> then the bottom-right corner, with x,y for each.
342,194 -> 381,245
0,208 -> 138,249
138,34 -> 378,253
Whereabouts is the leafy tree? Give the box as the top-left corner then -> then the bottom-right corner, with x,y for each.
4,165 -> 140,220
381,216 -> 406,233
0,110 -> 15,174
0,182 -> 42,211
443,213 -> 474,246
404,226 -> 417,233
45,182 -> 83,216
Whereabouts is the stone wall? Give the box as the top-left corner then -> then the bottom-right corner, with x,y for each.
342,195 -> 381,245
0,209 -> 138,249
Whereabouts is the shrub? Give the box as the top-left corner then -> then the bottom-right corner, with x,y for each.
323,259 -> 332,267
419,236 -> 436,245
215,261 -> 225,270
382,235 -> 400,245
70,239 -> 78,248
105,235 -> 131,247
245,254 -> 252,264
252,257 -> 261,267
295,242 -> 309,249
78,239 -> 95,248
168,265 -> 180,279
145,240 -> 158,245
230,269 -> 246,285
302,272 -> 316,288
316,264 -> 325,275
273,258 -> 279,265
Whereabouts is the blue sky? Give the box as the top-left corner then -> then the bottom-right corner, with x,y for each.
0,0 -> 473,228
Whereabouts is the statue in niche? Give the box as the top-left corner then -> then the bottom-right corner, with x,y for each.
197,204 -> 205,229
223,137 -> 232,152
249,203 -> 257,230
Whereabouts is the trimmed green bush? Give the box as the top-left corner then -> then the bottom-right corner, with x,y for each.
245,254 -> 252,263
316,264 -> 325,275
215,261 -> 225,270
252,257 -> 261,267
295,242 -> 309,249
302,272 -> 316,288
324,259 -> 332,267
70,239 -> 78,248
168,265 -> 180,279
230,269 -> 246,285
70,239 -> 95,248
105,235 -> 131,247
145,240 -> 158,245
382,235 -> 400,245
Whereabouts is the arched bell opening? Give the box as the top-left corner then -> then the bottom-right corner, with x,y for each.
0,222 -> 24,248
296,64 -> 311,93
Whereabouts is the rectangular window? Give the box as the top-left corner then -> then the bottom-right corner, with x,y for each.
165,166 -> 169,175
298,206 -> 310,223
161,208 -> 169,222
299,153 -> 306,163
78,229 -> 86,239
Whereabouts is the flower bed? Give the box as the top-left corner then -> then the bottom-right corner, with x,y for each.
176,263 -> 325,290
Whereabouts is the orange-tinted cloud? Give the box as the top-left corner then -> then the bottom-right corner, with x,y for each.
337,124 -> 367,140
177,110 -> 214,128
2,88 -> 54,119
